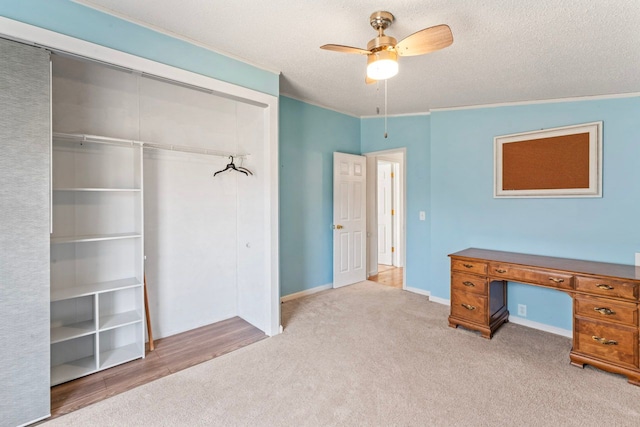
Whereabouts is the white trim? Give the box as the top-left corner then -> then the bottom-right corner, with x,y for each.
266,97 -> 281,337
360,111 -> 431,119
0,17 -> 280,337
0,17 -> 275,107
280,284 -> 332,303
72,1 -> 281,75
404,287 -> 431,298
17,413 -> 51,427
428,296 -> 451,306
431,92 -> 640,112
279,93 -> 360,118
509,316 -> 573,338
420,294 -> 572,337
363,148 -> 407,289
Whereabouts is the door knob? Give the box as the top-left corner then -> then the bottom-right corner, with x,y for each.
334,224 -> 344,229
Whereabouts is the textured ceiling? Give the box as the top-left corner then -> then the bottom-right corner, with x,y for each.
77,0 -> 640,117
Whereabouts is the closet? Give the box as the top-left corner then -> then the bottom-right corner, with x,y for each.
0,18 -> 279,427
49,54 -> 273,383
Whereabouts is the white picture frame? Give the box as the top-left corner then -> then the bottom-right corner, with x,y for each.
494,121 -> 602,198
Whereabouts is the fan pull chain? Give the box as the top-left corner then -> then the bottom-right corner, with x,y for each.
376,80 -> 380,115
384,79 -> 388,138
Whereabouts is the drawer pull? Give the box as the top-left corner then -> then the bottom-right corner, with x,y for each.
462,263 -> 474,269
461,303 -> 476,311
495,269 -> 507,273
462,281 -> 475,287
596,284 -> 614,290
593,307 -> 616,316
548,277 -> 565,284
592,336 -> 618,346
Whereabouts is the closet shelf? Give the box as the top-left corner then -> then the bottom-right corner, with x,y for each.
51,321 -> 96,344
99,311 -> 142,331
51,232 -> 141,244
99,343 -> 141,370
51,278 -> 142,302
51,356 -> 96,386
53,188 -> 141,192
53,132 -> 249,158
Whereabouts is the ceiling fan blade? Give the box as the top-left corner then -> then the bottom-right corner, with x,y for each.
395,24 -> 453,57
365,75 -> 377,85
320,44 -> 371,55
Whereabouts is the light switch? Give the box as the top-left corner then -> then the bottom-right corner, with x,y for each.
419,211 -> 426,221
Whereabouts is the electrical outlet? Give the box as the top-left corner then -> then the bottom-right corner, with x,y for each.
419,211 -> 426,221
517,304 -> 527,317
636,253 -> 640,267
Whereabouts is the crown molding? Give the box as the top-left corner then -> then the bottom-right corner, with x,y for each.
431,92 -> 640,112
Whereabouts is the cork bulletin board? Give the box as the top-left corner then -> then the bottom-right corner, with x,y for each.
494,122 -> 602,198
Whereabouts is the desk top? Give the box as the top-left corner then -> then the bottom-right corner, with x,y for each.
449,248 -> 640,282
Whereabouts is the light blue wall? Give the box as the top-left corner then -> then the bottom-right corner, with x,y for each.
430,97 -> 640,330
5,1 -> 638,329
279,97 -> 361,296
361,116 -> 431,290
0,0 -> 278,95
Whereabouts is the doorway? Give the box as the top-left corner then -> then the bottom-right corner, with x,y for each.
364,149 -> 406,289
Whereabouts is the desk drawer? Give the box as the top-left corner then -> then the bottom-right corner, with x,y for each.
575,276 -> 639,301
574,318 -> 638,368
575,295 -> 637,326
451,289 -> 487,325
489,263 -> 573,290
452,272 -> 487,295
452,259 -> 487,275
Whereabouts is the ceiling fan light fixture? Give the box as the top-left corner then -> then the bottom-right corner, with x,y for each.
366,50 -> 398,80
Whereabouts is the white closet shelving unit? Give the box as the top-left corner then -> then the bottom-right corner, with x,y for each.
50,132 -> 145,386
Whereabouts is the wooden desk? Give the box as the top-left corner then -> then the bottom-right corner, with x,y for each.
448,248 -> 640,385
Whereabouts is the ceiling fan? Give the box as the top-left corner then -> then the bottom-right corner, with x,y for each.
320,11 -> 453,83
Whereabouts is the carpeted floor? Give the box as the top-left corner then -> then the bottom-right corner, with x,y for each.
43,281 -> 640,426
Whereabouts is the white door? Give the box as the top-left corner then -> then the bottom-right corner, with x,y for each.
377,162 -> 393,265
333,152 -> 367,288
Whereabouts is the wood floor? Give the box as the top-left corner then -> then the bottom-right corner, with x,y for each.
368,265 -> 403,288
49,316 -> 267,419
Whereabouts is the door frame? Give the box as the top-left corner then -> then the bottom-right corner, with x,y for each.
364,148 -> 406,289
376,160 -> 394,266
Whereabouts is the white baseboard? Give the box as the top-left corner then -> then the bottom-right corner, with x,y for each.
405,288 -> 452,306
281,283 -> 332,303
429,296 -> 451,306
508,316 -> 572,338
404,286 -> 431,298
423,296 -> 571,337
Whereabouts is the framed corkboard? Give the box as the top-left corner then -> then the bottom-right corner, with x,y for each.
494,122 -> 602,198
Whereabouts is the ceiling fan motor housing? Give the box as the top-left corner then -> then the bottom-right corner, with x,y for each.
367,35 -> 397,52
370,11 -> 394,31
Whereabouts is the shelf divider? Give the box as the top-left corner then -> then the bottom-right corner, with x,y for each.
99,311 -> 142,331
51,232 -> 141,244
51,321 -> 96,344
51,278 -> 142,302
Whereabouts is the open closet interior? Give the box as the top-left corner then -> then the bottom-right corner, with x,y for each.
49,54 -> 275,385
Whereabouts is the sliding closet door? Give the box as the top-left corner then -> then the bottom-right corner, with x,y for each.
0,38 -> 51,426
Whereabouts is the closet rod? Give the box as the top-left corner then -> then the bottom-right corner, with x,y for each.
53,132 -> 248,158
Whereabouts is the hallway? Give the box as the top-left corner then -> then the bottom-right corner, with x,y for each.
368,265 -> 403,289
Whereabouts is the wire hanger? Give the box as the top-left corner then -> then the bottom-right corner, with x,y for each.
213,156 -> 253,177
